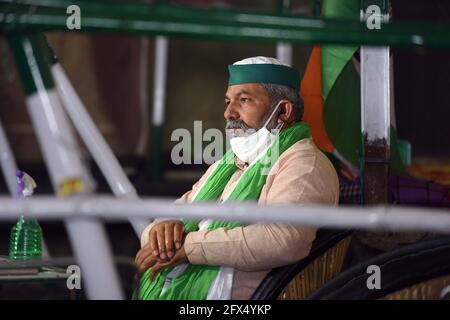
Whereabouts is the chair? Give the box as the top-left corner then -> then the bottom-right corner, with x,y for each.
308,236 -> 450,300
251,229 -> 352,300
381,275 -> 450,300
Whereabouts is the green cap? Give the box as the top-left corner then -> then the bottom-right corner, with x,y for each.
228,63 -> 300,89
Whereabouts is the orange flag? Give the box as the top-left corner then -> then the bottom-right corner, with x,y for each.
300,45 -> 334,153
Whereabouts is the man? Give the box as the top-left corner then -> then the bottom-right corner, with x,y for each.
135,56 -> 339,300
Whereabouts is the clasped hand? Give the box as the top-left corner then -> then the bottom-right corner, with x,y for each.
135,220 -> 188,281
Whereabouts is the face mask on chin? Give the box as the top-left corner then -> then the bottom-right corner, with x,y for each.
229,101 -> 284,164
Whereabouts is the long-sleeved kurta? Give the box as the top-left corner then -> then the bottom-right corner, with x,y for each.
141,137 -> 339,299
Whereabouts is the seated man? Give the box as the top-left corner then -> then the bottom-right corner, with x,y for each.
135,56 -> 339,300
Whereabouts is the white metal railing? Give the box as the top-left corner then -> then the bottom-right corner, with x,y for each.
0,196 -> 449,299
0,196 -> 449,234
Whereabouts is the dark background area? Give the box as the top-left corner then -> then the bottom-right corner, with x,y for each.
393,0 -> 450,159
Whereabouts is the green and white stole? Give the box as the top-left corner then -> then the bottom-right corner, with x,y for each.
136,121 -> 310,300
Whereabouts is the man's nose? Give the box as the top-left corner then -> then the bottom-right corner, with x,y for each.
224,103 -> 239,120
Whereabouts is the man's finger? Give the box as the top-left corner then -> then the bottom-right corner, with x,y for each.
157,226 -> 167,260
150,262 -> 162,282
150,261 -> 170,282
135,248 -> 143,265
150,230 -> 159,258
135,242 -> 151,265
138,255 -> 158,274
136,248 -> 158,269
135,245 -> 153,266
173,223 -> 183,249
165,224 -> 174,259
135,247 -> 146,266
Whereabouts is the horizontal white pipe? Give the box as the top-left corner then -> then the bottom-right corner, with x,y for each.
0,196 -> 448,235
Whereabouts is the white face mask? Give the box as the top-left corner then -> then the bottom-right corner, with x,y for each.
229,101 -> 284,164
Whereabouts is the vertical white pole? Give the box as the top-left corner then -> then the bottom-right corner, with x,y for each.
360,46 -> 390,143
152,36 -> 168,128
0,120 -> 18,196
64,215 -> 124,300
360,2 -> 391,204
150,36 -> 169,181
276,0 -> 292,66
136,37 -> 150,156
276,42 -> 293,66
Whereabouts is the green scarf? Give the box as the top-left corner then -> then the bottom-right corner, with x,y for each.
136,121 -> 310,300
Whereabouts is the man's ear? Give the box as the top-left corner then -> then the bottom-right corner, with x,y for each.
277,100 -> 295,124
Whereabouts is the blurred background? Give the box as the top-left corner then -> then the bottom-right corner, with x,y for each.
0,0 -> 449,299
0,0 -> 316,263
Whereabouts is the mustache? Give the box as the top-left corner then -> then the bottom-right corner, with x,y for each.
225,120 -> 251,130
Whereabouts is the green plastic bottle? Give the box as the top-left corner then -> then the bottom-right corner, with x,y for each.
9,217 -> 42,260
8,171 -> 42,260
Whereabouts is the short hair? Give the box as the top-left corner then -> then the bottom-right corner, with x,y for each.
260,83 -> 304,120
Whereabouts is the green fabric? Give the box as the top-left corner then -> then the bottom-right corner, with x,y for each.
389,128 -> 407,175
324,60 -> 361,166
324,60 -> 405,174
321,0 -> 405,175
321,0 -> 360,101
228,64 -> 300,89
136,121 -> 311,300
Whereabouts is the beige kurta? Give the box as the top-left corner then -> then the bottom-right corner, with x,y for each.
141,137 -> 339,299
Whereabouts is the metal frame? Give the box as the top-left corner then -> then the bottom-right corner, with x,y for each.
360,1 -> 391,204
150,35 -> 169,181
0,196 -> 449,235
276,0 -> 293,65
50,54 -> 149,236
1,0 -> 450,48
7,33 -> 124,299
1,0 -> 449,300
0,120 -> 18,197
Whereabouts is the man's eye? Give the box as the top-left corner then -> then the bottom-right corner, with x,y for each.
240,98 -> 249,103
